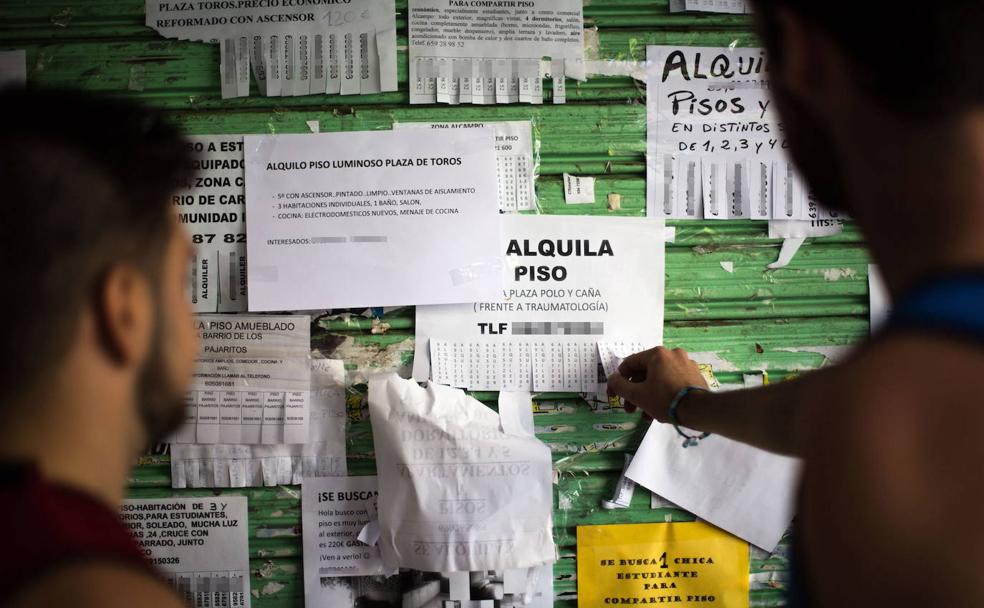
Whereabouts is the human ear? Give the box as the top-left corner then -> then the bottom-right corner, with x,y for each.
93,264 -> 154,369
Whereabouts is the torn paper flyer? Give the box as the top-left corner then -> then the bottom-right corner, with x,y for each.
171,315 -> 311,445
171,358 -> 347,488
393,121 -> 537,212
408,0 -> 585,105
563,174 -> 595,204
766,218 -> 844,268
413,215 -> 666,393
645,45 -> 841,221
145,0 -> 397,99
368,373 -> 556,572
625,417 -> 801,551
174,135 -> 247,312
121,496 -> 250,607
243,129 -> 502,310
302,475 -> 387,607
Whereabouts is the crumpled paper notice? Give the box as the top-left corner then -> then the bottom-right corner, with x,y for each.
368,373 -> 556,572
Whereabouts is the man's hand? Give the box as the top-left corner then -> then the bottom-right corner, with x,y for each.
607,346 -> 708,423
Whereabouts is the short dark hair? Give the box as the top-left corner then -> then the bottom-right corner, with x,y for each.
0,88 -> 192,404
751,0 -> 984,116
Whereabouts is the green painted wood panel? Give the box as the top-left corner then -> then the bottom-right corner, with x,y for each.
1,3 -> 870,606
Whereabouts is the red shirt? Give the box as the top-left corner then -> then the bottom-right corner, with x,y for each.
0,462 -> 156,601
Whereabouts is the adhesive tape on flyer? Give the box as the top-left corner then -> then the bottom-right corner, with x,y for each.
449,257 -> 503,286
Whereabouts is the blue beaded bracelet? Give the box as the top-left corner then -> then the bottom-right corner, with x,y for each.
667,385 -> 711,448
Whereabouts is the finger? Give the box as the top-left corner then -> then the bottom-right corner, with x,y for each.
617,348 -> 656,379
606,371 -> 646,404
642,411 -> 653,422
623,401 -> 637,413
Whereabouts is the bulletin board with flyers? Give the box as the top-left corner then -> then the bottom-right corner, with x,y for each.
0,2 -> 869,606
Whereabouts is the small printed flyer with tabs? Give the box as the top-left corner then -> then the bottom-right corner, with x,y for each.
408,0 -> 584,105
122,497 -> 251,608
146,0 -> 398,99
413,215 -> 666,393
171,314 -> 311,446
174,135 -> 247,313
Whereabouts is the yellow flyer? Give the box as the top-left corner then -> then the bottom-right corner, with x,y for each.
577,522 -> 749,606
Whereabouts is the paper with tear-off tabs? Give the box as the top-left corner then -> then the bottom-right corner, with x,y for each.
145,0 -> 397,99
171,314 -> 311,446
393,121 -> 536,212
121,496 -> 251,607
413,215 -> 666,392
368,373 -> 555,571
243,129 -> 502,310
408,0 -> 584,105
170,358 -> 347,489
174,135 -> 248,312
646,45 -> 841,221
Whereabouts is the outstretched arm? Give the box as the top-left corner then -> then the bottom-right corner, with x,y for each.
606,346 -> 828,456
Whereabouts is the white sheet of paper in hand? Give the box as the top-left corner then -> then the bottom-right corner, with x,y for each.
368,373 -> 555,572
626,422 -> 801,551
244,129 -> 502,310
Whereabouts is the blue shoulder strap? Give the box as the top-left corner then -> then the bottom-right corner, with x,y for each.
888,274 -> 984,339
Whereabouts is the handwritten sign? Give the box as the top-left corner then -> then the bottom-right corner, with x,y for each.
577,522 -> 749,607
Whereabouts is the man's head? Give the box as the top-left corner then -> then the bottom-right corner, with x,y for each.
0,88 -> 199,447
750,1 -> 984,215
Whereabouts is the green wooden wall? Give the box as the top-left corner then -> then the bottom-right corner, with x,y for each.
0,2 -> 871,606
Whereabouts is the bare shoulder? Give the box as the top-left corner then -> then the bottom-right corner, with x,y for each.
815,332 -> 984,506
11,561 -> 184,608
800,332 -> 984,606
839,332 -> 984,440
